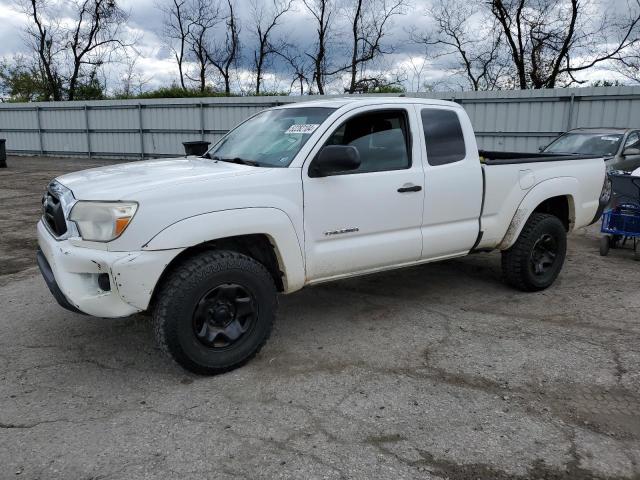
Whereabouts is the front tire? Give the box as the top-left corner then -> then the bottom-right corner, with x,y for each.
153,250 -> 277,375
501,213 -> 567,292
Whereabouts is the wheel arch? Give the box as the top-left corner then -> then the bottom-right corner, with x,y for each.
143,208 -> 306,298
532,195 -> 574,231
499,177 -> 578,250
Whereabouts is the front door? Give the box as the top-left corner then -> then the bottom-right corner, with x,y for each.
302,106 -> 424,281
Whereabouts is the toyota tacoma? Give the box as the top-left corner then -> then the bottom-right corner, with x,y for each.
37,98 -> 611,374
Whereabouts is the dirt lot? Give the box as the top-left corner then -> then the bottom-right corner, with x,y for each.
1,155 -> 639,480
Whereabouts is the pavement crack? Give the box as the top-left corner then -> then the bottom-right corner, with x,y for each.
612,349 -> 627,384
0,419 -> 72,429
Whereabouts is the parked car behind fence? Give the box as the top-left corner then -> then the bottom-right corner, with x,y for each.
541,128 -> 640,172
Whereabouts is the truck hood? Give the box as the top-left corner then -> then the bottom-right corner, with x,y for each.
57,157 -> 265,199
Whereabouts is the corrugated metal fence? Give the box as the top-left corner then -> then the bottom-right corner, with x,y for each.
1,86 -> 639,158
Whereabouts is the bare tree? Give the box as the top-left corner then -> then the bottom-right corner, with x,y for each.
162,0 -> 237,94
250,0 -> 292,94
415,0 -> 513,91
22,0 -> 63,100
397,51 -> 452,93
489,0 -> 640,89
185,0 -> 221,92
403,54 -> 428,92
207,0 -> 240,95
276,47 -> 312,94
160,0 -> 191,90
116,50 -> 151,97
66,0 -> 130,100
19,0 -> 132,100
341,0 -> 407,93
615,43 -> 640,83
302,0 -> 335,94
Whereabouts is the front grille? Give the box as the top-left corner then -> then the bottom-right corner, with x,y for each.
42,186 -> 68,236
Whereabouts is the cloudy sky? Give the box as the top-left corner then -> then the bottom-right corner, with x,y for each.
0,0 -> 631,94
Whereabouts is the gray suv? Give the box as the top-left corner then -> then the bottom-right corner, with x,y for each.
542,128 -> 640,172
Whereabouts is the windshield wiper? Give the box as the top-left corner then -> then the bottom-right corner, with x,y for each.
210,156 -> 261,167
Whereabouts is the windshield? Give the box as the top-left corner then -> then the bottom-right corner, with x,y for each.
207,107 -> 336,167
543,132 -> 623,156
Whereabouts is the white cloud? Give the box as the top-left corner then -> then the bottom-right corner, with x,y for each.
0,3 -> 30,57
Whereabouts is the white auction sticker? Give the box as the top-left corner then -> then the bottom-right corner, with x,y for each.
601,136 -> 619,141
285,124 -> 320,134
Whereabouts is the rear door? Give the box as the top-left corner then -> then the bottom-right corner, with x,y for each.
302,105 -> 424,281
416,106 -> 484,259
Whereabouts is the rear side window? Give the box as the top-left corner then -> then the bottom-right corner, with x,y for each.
421,108 -> 466,166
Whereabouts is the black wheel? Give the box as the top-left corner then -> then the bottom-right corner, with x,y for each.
153,250 -> 277,375
501,213 -> 567,292
610,234 -> 622,249
600,236 -> 610,256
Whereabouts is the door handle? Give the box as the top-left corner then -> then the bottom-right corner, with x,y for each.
397,184 -> 422,193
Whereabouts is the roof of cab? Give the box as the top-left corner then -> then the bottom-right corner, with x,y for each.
273,96 -> 461,110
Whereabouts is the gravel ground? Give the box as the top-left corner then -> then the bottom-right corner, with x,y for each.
1,155 -> 639,480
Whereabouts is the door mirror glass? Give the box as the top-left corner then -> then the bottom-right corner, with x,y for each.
623,147 -> 640,156
310,145 -> 361,177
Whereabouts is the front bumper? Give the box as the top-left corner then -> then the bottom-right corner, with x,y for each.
37,220 -> 183,317
36,249 -> 84,314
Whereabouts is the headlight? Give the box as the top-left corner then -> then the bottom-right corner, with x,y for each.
69,201 -> 138,242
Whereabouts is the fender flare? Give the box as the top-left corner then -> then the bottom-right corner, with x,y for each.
142,207 -> 306,292
499,177 -> 578,250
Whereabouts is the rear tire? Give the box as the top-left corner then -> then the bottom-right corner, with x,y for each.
501,213 -> 567,292
600,236 -> 610,256
153,250 -> 277,375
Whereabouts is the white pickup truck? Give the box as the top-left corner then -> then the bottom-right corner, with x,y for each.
37,97 -> 610,374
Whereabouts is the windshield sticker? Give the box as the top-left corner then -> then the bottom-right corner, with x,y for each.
601,136 -> 619,141
285,124 -> 320,134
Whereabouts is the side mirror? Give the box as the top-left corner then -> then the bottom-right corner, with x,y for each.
538,145 -> 546,152
622,147 -> 640,156
310,145 -> 361,177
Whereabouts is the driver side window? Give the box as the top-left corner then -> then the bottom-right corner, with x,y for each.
324,109 -> 411,174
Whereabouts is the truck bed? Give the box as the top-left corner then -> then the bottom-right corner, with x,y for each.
479,150 -> 600,165
476,154 -> 605,250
